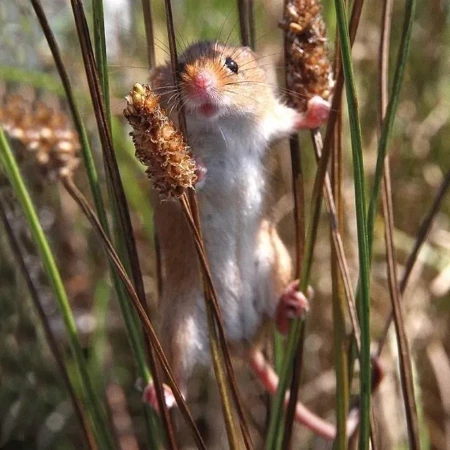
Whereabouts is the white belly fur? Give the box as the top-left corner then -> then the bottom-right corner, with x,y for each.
190,116 -> 269,344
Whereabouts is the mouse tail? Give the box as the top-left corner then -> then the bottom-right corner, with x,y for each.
248,350 -> 383,440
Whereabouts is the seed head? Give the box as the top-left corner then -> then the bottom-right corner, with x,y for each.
281,0 -> 334,112
123,83 -> 197,200
0,95 -> 80,180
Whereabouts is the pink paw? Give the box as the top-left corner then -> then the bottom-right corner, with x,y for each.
276,281 -> 312,335
142,382 -> 177,412
295,96 -> 330,130
194,154 -> 207,188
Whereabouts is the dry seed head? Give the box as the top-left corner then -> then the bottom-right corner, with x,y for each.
123,83 -> 197,200
281,0 -> 334,112
0,94 -> 80,180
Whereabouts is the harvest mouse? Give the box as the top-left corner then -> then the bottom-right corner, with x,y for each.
143,40 -> 346,440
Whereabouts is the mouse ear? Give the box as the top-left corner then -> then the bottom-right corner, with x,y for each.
239,46 -> 257,60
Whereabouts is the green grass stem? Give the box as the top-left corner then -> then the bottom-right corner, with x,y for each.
0,127 -> 115,450
367,0 -> 417,259
333,1 -> 371,448
31,1 -> 160,444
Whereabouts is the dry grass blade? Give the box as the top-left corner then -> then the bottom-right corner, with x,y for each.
281,0 -> 334,441
377,167 -> 450,354
282,327 -> 305,450
69,0 -> 146,302
248,0 -> 256,49
282,24 -> 306,450
0,198 -> 97,450
237,0 -> 251,47
330,108 -> 349,448
311,130 -> 361,352
141,0 -> 156,69
29,0 -> 106,225
313,125 -> 381,446
315,0 -> 365,197
61,176 -> 207,450
427,343 -> 450,450
382,161 -> 421,449
378,0 -> 421,447
287,136 -> 305,276
161,2 -> 253,446
399,168 -> 450,295
163,0 -> 187,134
69,3 -> 175,446
179,193 -> 254,450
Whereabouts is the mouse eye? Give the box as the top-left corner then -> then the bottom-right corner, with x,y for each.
224,57 -> 239,74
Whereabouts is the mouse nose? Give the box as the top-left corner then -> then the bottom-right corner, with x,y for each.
192,70 -> 215,90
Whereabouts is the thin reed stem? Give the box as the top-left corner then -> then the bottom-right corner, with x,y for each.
267,3 -> 367,447
382,160 -> 421,449
72,2 -> 171,445
0,127 -> 115,449
162,2 -> 253,446
366,0 -> 417,260
333,1 -> 371,448
141,0 -> 156,68
178,195 -> 239,449
92,0 -> 110,127
281,2 -> 306,442
248,0 -> 255,49
378,0 -> 421,447
69,0 -> 148,323
135,2 -> 178,446
179,193 -> 254,450
281,327 -> 305,450
0,198 -> 97,450
28,10 -> 157,437
377,168 -> 450,354
61,176 -> 207,450
330,111 -> 349,449
237,0 -> 251,47
29,0 -> 108,231
311,130 -> 361,353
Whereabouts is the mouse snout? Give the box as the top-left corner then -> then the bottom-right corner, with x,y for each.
193,71 -> 214,89
186,68 -> 217,100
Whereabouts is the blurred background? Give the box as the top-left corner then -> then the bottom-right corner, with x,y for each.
0,0 -> 450,449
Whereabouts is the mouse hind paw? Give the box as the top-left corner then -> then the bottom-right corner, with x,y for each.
143,381 -> 177,412
276,280 -> 312,335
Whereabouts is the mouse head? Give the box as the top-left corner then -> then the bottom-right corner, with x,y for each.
150,41 -> 274,121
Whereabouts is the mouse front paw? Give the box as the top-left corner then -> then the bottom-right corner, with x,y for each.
276,280 -> 312,335
193,154 -> 207,189
294,96 -> 330,130
143,381 -> 177,412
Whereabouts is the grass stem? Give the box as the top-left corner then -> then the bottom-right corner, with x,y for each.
0,197 -> 97,450
333,1 -> 371,448
0,127 -> 115,449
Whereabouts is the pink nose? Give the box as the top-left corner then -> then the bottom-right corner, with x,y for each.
192,70 -> 214,90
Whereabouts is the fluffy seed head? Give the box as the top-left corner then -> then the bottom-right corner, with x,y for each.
281,0 -> 334,112
123,83 -> 197,200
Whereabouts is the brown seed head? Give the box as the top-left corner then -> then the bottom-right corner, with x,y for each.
281,0 -> 334,112
123,83 -> 197,200
0,95 -> 80,180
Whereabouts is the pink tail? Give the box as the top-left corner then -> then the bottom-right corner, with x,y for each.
249,351 -> 362,440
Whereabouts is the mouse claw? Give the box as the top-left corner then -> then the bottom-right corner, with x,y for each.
276,280 -> 312,335
295,96 -> 330,130
143,381 -> 177,412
